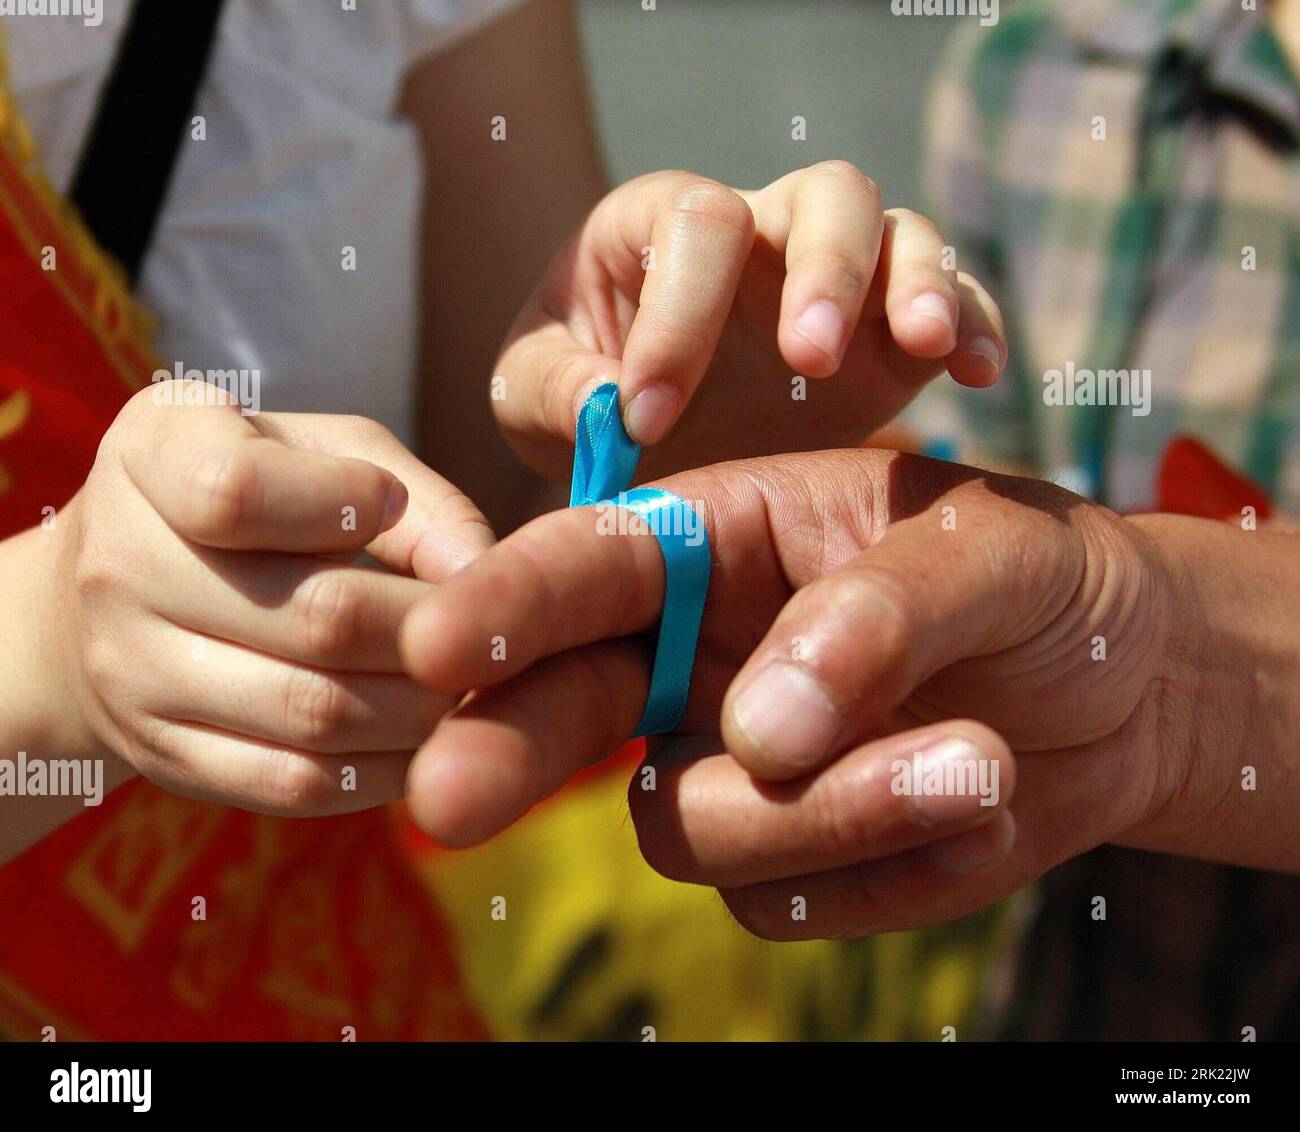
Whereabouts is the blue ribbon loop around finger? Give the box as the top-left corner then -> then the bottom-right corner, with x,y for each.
569,383 -> 711,736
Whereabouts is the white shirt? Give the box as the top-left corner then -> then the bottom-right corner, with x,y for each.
4,0 -> 521,442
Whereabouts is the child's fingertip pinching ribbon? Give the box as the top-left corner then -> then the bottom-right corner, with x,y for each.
569,383 -> 711,737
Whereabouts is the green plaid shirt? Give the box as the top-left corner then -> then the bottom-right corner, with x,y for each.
913,0 -> 1300,1039
914,0 -> 1300,512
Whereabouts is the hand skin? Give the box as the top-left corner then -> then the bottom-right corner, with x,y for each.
399,449 -> 1300,941
493,163 -> 1007,485
0,383 -> 494,865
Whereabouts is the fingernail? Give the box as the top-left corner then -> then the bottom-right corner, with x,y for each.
624,383 -> 680,446
927,810 -> 1016,876
909,291 -> 954,329
730,661 -> 842,770
382,478 -> 409,531
898,736 -> 1001,828
572,375 -> 606,421
966,336 -> 1002,376
793,300 -> 846,358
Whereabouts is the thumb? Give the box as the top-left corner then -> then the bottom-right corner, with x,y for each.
493,314 -> 621,481
721,485 -> 1066,781
253,412 -> 495,581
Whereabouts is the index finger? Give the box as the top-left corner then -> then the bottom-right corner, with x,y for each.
399,450 -> 888,696
615,177 -> 756,446
399,503 -> 667,694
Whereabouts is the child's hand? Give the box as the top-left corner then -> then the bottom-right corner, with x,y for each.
51,384 -> 494,815
494,164 -> 1005,481
399,450 -> 1185,939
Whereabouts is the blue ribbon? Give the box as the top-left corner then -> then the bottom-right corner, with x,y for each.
570,383 -> 711,736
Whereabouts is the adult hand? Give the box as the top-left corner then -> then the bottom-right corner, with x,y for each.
399,450 -> 1213,943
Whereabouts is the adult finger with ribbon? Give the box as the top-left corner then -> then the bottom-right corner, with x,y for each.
568,383 -> 712,736
401,384 -> 713,843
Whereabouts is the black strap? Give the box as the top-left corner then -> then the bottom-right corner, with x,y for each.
70,0 -> 226,285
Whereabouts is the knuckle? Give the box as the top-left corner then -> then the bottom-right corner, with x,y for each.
887,206 -> 940,235
844,862 -> 888,937
792,248 -> 870,298
80,634 -> 122,699
121,741 -> 162,783
297,572 -> 364,665
570,650 -> 623,759
72,554 -> 117,610
342,415 -> 395,446
435,492 -> 493,543
126,719 -> 177,780
611,533 -> 660,640
888,207 -> 948,255
72,567 -> 124,687
837,566 -> 913,645
261,749 -> 335,813
180,446 -> 259,539
666,180 -> 754,236
635,302 -> 715,361
810,772 -> 880,857
813,160 -> 880,200
282,665 -> 350,748
812,158 -> 865,183
539,348 -> 594,435
797,569 -> 915,695
865,577 -> 915,681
